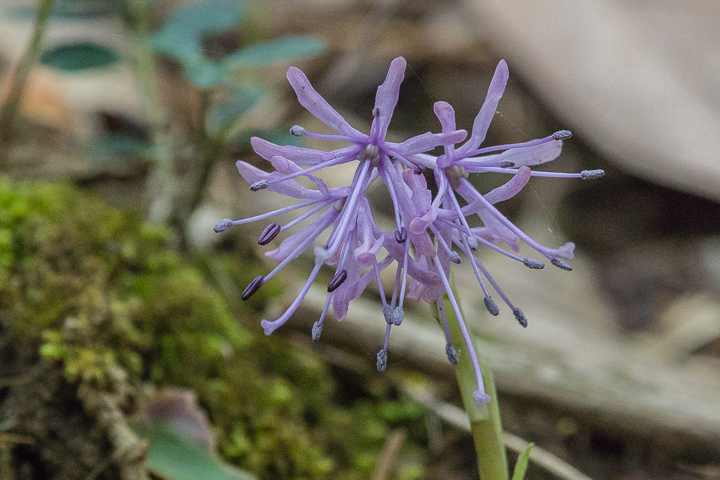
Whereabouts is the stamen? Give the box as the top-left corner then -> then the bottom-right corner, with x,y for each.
445,344 -> 458,365
437,301 -> 454,348
484,296 -> 500,316
430,225 -> 460,263
264,152 -> 358,188
372,106 -> 381,118
469,254 -> 517,313
499,161 -> 515,168
459,178 -> 572,260
378,159 -> 404,230
242,276 -> 264,300
327,269 -> 347,292
581,169 -> 605,180
290,125 -> 306,136
258,223 -> 281,245
214,218 -> 233,233
325,160 -> 372,255
464,133 -> 560,158
265,208 -> 338,283
281,200 -> 334,231
311,321 -> 322,341
449,252 -> 462,264
395,227 -> 408,243
392,306 -> 403,326
552,130 -> 572,140
250,179 -> 268,191
260,263 -> 322,335
377,348 -> 388,372
523,258 -> 545,269
433,256 -> 490,404
513,308 -> 528,328
314,293 -> 333,340
221,199 -> 327,228
397,240 -> 410,309
383,305 -> 394,325
455,235 -> 491,299
551,257 -> 573,271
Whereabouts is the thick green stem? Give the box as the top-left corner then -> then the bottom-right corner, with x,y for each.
0,0 -> 56,165
434,294 -> 508,480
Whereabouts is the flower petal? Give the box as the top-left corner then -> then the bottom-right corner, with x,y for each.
265,207 -> 338,262
457,60 -> 509,156
462,140 -> 563,170
236,160 -> 325,200
270,155 -> 332,196
484,166 -> 532,204
370,57 -> 406,142
251,137 -> 358,166
386,130 -> 467,156
287,66 -> 365,139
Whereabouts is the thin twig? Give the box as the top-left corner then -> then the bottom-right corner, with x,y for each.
0,0 -> 57,166
371,429 -> 407,480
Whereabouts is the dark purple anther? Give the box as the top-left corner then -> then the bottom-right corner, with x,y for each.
513,308 -> 528,328
258,223 -> 281,245
484,296 -> 500,316
581,169 -> 605,180
214,218 -> 233,233
523,258 -> 545,269
395,227 -> 408,243
241,276 -> 264,300
445,344 -> 458,365
499,161 -> 515,168
551,257 -> 573,271
327,269 -> 347,292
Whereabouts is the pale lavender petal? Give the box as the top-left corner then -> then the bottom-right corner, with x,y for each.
251,137 -> 358,166
433,101 -> 457,133
332,239 -> 362,322
270,155 -> 332,196
370,57 -> 406,142
484,166 -> 532,204
401,168 -> 431,213
461,140 -> 563,170
385,129 -> 467,157
471,214 -> 521,252
287,66 -> 365,139
236,161 -> 324,200
354,199 -> 384,267
547,241 -> 575,259
456,60 -> 509,156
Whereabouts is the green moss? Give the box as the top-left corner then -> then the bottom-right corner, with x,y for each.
0,178 -> 428,479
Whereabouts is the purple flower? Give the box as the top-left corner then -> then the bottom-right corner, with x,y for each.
216,57 -> 603,405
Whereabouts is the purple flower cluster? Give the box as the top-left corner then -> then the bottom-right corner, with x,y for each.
215,57 -> 603,404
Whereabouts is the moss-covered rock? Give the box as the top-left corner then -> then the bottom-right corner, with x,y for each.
0,179 -> 427,480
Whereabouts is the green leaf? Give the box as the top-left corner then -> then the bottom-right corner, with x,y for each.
150,27 -> 202,62
184,58 -> 228,90
9,0 -> 123,19
164,0 -> 244,36
224,35 -> 325,70
92,134 -> 151,160
511,442 -> 534,480
207,84 -> 266,135
146,422 -> 257,480
40,43 -> 121,71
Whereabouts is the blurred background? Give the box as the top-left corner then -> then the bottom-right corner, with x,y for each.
1,0 -> 719,479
